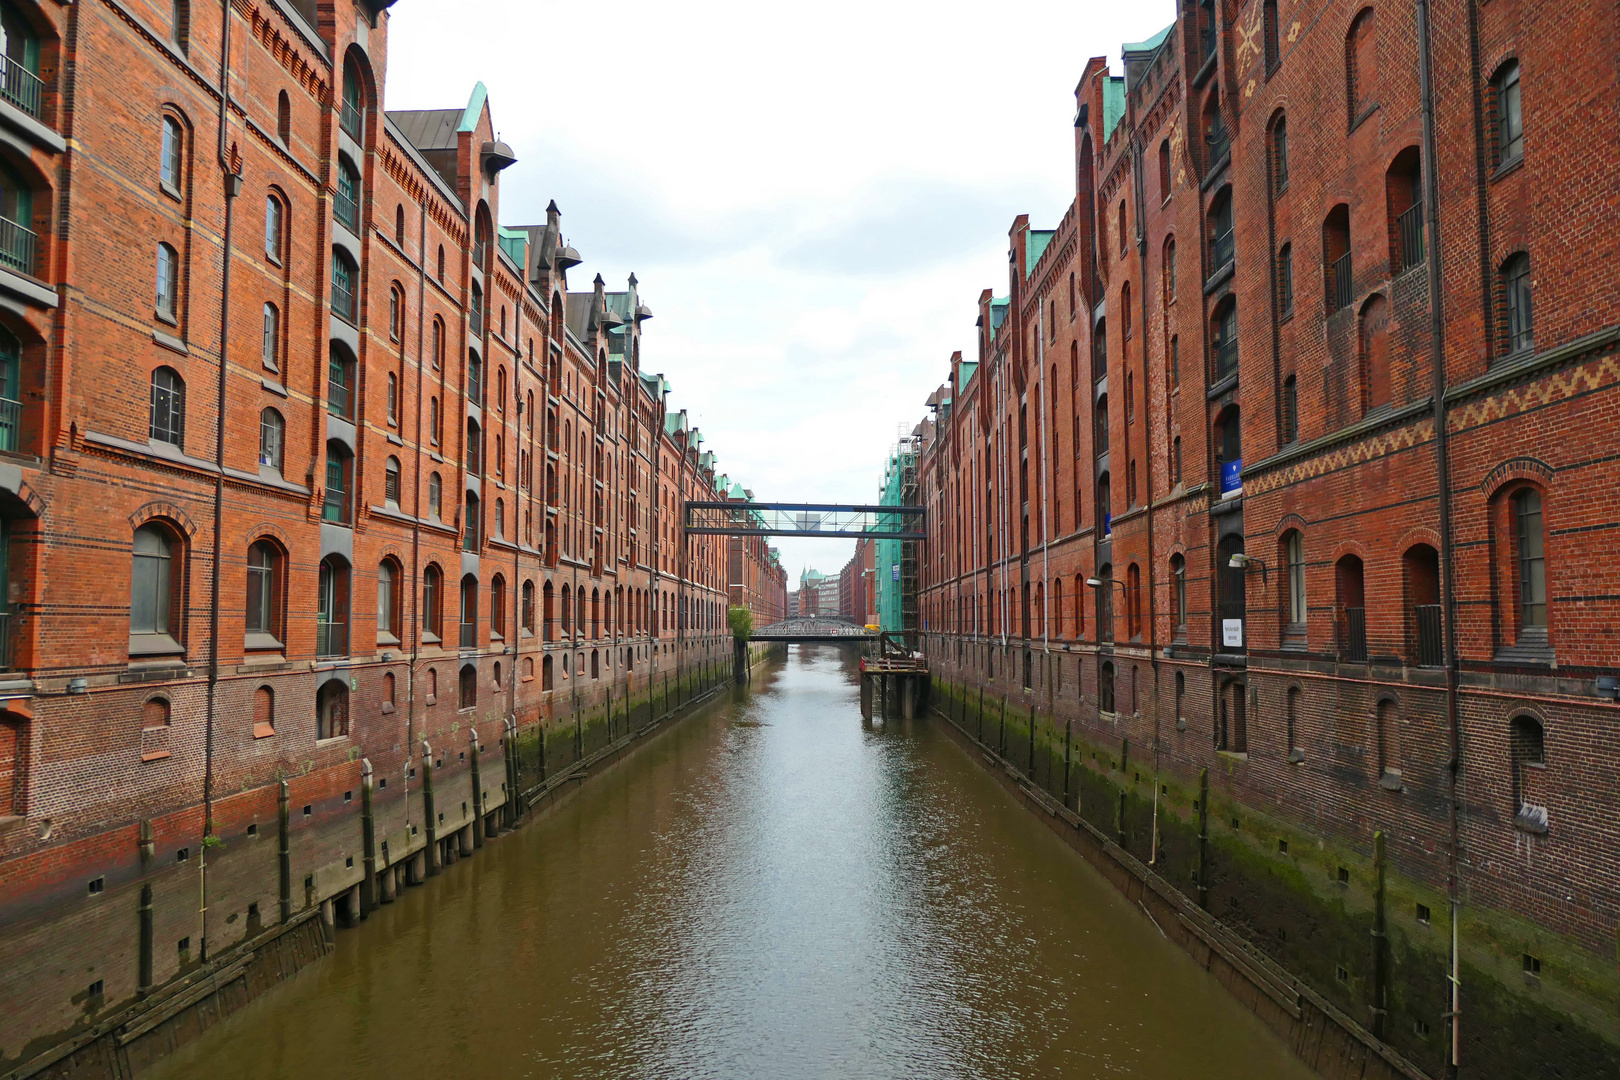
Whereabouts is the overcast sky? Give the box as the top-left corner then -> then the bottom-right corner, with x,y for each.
386,1 -> 1174,585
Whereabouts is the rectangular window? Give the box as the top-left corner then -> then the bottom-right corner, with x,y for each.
1278,246 -> 1294,316
262,304 -> 278,370
1287,533 -> 1307,625
386,373 -> 398,425
246,564 -> 270,634
1497,64 -> 1523,163
1505,257 -> 1533,354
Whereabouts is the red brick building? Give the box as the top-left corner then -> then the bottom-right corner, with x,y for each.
914,2 -> 1620,1077
839,538 -> 876,625
0,0 -> 784,1064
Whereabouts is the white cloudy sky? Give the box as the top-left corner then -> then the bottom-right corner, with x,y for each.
386,0 -> 1174,584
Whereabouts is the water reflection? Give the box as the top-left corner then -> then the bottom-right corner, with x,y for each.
148,646 -> 1309,1080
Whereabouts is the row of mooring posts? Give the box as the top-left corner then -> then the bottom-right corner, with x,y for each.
859,668 -> 925,721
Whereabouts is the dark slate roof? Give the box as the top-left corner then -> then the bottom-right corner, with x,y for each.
387,109 -> 462,152
565,293 -> 596,339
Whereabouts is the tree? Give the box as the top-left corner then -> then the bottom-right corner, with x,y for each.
727,605 -> 753,641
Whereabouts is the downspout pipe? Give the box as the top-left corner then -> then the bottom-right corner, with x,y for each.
201,0 -> 241,963
1416,0 -> 1462,1073
1131,123 -> 1162,862
406,202 -> 428,836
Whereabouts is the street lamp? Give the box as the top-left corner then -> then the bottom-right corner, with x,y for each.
1228,552 -> 1269,585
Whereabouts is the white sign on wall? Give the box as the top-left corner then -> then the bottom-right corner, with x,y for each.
1222,619 -> 1244,647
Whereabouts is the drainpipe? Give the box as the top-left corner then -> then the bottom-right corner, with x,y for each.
200,0 -> 241,964
1416,0 -> 1462,1072
405,201 -> 428,840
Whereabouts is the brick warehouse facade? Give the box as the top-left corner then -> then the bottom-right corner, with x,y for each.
0,0 -> 786,1067
908,2 -> 1619,1078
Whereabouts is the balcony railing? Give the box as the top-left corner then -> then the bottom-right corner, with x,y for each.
1341,606 -> 1368,663
331,278 -> 356,324
1328,252 -> 1353,311
334,187 -> 359,232
0,215 -> 36,276
472,241 -> 486,271
1210,228 -> 1234,272
340,99 -> 364,141
459,620 -> 477,649
1207,119 -> 1230,165
1414,604 -> 1443,667
315,619 -> 347,658
0,396 -> 19,453
1397,202 -> 1425,274
327,381 -> 351,419
0,55 -> 43,119
1215,334 -> 1239,378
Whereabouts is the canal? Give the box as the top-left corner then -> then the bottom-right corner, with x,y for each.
148,648 -> 1312,1080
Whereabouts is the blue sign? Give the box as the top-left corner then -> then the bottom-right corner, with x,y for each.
1220,458 -> 1243,497
891,563 -> 900,581
1102,511 -> 1111,537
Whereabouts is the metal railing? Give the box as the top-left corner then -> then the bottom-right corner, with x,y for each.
0,396 -> 19,453
1341,606 -> 1368,662
334,186 -> 359,232
315,619 -> 346,658
1397,202 -> 1425,274
1414,604 -> 1442,667
331,278 -> 356,324
472,241 -> 486,270
1207,118 -> 1230,165
340,99 -> 364,141
0,216 -> 36,275
469,306 -> 482,336
0,54 -> 43,119
1210,228 -> 1234,272
326,380 -> 351,418
1328,252 -> 1353,311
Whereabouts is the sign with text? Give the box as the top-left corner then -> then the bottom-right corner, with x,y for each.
1222,619 -> 1244,647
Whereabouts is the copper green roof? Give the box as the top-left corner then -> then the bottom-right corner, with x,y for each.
1123,23 -> 1173,56
1104,76 -> 1126,139
1025,229 -> 1055,275
459,82 -> 488,132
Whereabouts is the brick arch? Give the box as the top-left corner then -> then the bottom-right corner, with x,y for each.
1328,538 -> 1369,564
9,481 -> 44,519
1274,512 -> 1309,537
1394,525 -> 1442,556
241,522 -> 291,550
1500,699 -> 1551,732
130,501 -> 197,537
1481,456 -> 1553,499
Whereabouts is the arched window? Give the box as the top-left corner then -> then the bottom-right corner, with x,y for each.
1282,530 -> 1307,631
264,196 -> 282,261
459,574 -> 478,648
261,302 -> 279,370
428,471 -> 442,520
377,558 -> 400,642
590,650 -> 600,679
258,407 -> 283,472
1513,488 -> 1547,632
331,248 -> 357,322
522,580 -> 535,633
1212,297 -> 1238,380
1346,8 -> 1377,124
1203,88 -> 1228,166
1335,554 -> 1368,662
1208,187 -> 1233,271
383,671 -> 395,707
492,660 -> 502,690
431,317 -> 444,370
155,242 -> 179,319
322,441 -> 352,524
490,574 -> 506,639
276,91 -> 290,144
159,116 -> 183,191
542,580 -> 555,641
1099,660 -> 1116,714
131,523 -> 180,651
245,540 -> 280,644
335,156 -> 360,231
465,418 -> 481,473
1218,679 -> 1248,752
340,57 -> 365,140
561,584 -> 573,635
1092,319 -> 1107,381
422,564 -> 442,639
317,679 -> 349,739
1324,204 -> 1352,310
1387,147 -> 1425,274
463,491 -> 480,551
470,282 -> 484,337
436,244 -> 445,280
1097,471 -> 1112,537
1360,295 -> 1391,412
459,664 -> 476,708
1276,243 -> 1294,317
541,654 -> 554,690
1171,554 -> 1187,633
394,204 -> 405,245
150,366 -> 184,446
1499,252 -> 1533,355
1402,543 -> 1442,665
1491,62 -> 1524,166
1509,715 -> 1546,829
388,285 -> 403,341
380,455 -> 400,506
327,344 -> 354,418
428,395 -> 441,445
144,695 -> 171,731
316,556 -> 350,658
1271,114 -> 1289,192
253,685 -> 274,738
386,371 -> 398,426
1163,237 -> 1177,302
1214,404 -> 1241,497
1126,563 -> 1142,639
467,350 -> 483,405
1158,138 -> 1171,201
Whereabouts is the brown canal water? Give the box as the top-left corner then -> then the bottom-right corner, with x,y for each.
147,647 -> 1312,1080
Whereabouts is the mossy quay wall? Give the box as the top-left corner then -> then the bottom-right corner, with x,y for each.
928,674 -> 1620,1080
0,644 -> 782,1080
